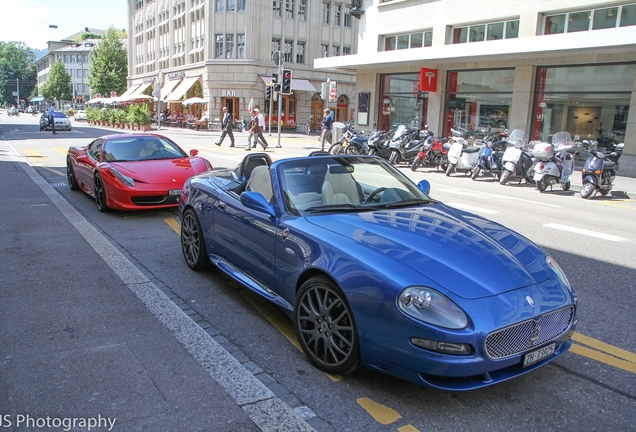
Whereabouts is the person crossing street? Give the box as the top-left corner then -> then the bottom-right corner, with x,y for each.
47,103 -> 57,135
215,107 -> 235,147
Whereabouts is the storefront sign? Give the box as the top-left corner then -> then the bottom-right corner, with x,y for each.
167,71 -> 185,80
419,68 -> 438,92
221,90 -> 237,97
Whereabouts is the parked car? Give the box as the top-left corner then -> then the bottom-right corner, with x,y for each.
178,153 -> 578,391
74,110 -> 87,121
40,111 -> 72,131
66,133 -> 213,212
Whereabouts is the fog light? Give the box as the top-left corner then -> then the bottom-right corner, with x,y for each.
411,338 -> 473,355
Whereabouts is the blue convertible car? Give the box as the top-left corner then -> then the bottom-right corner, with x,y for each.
179,153 -> 577,391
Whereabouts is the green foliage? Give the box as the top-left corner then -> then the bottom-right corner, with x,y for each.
0,41 -> 37,106
40,60 -> 72,102
125,104 -> 151,124
87,26 -> 128,98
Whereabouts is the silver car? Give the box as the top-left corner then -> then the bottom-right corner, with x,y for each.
40,112 -> 72,131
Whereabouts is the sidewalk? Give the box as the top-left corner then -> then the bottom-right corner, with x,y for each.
0,153 -> 314,430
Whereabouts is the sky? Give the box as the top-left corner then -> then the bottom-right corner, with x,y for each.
0,0 -> 128,50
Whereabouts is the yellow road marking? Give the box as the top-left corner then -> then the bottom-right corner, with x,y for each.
397,425 -> 420,432
569,344 -> 636,374
52,146 -> 68,156
572,332 -> 636,365
164,218 -> 181,234
598,200 -> 636,210
39,166 -> 66,176
20,147 -> 47,159
357,398 -> 402,425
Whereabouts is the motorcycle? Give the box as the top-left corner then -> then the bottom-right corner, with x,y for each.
579,146 -> 622,199
445,129 -> 481,176
7,108 -> 19,117
471,130 -> 508,181
328,122 -> 369,155
499,129 -> 537,185
533,131 -> 578,192
411,131 -> 450,172
387,124 -> 424,165
367,129 -> 393,160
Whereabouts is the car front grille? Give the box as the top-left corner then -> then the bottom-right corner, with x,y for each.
131,195 -> 178,206
485,306 -> 574,359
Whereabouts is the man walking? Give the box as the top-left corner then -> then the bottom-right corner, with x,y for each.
252,108 -> 268,150
320,108 -> 333,151
245,109 -> 262,151
215,107 -> 235,147
47,103 -> 57,135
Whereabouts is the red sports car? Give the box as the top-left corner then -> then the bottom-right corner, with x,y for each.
66,133 -> 212,211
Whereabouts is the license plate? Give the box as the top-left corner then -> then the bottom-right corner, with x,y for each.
169,189 -> 181,196
523,343 -> 555,367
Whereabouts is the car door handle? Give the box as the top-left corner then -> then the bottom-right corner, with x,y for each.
218,201 -> 226,211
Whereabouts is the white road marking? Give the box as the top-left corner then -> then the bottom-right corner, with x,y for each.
544,223 -> 627,242
439,187 -> 561,207
445,202 -> 499,215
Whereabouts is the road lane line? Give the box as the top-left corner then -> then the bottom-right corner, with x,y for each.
445,202 -> 499,215
165,218 -> 181,234
569,344 -> 636,374
544,223 -> 627,242
20,147 -> 47,159
356,398 -> 402,425
52,146 -> 68,156
573,333 -> 636,364
438,187 -> 561,207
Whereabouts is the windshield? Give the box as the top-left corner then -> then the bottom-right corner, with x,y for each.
506,129 -> 527,146
391,125 -> 407,141
102,136 -> 187,162
278,156 -> 433,216
552,131 -> 573,147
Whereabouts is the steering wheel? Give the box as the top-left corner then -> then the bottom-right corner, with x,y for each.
364,187 -> 387,203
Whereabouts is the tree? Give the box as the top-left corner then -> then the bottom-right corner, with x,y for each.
40,60 -> 72,102
87,26 -> 127,97
0,41 -> 37,106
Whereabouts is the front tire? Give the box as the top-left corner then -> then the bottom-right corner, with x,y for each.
499,169 -> 512,185
471,166 -> 481,180
445,162 -> 456,177
562,181 -> 571,191
66,157 -> 79,191
345,145 -> 361,155
294,276 -> 360,375
536,176 -> 548,193
411,155 -> 422,171
181,209 -> 210,270
94,173 -> 110,212
389,150 -> 399,165
580,182 -> 595,199
328,143 -> 343,155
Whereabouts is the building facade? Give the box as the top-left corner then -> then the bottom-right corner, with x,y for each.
126,0 -> 359,130
315,0 -> 636,177
35,30 -> 109,109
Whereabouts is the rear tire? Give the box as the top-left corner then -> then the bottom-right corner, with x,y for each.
66,157 -> 79,191
562,181 -> 570,191
181,209 -> 210,270
536,176 -> 548,193
499,170 -> 511,185
580,182 -> 595,199
328,143 -> 343,155
94,173 -> 110,212
471,166 -> 481,180
411,156 -> 422,171
389,150 -> 399,165
445,163 -> 456,177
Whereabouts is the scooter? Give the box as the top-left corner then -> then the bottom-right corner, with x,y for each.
471,131 -> 507,181
445,129 -> 481,176
411,132 -> 450,172
533,131 -> 577,192
387,125 -> 423,165
579,147 -> 622,199
328,122 -> 369,155
499,129 -> 536,185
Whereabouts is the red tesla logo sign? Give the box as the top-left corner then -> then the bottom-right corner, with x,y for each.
419,68 -> 438,92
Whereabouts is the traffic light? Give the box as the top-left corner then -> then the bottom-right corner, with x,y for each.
282,69 -> 292,95
265,85 -> 272,99
272,72 -> 279,84
320,82 -> 328,100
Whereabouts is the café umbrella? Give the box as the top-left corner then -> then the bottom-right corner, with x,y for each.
182,97 -> 206,106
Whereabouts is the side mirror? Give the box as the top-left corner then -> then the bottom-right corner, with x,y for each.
189,149 -> 199,157
240,191 -> 276,217
417,179 -> 431,195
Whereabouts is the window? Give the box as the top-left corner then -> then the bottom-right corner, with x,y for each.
215,0 -> 223,12
273,0 -> 281,16
226,34 -> 234,58
382,32 -> 432,51
452,20 -> 518,43
227,0 -> 235,11
334,4 -> 341,26
215,34 -> 223,58
543,4 -> 636,34
545,14 -> 565,34
284,39 -> 293,62
343,47 -> 351,55
332,46 -> 340,56
322,44 -> 329,57
238,0 -> 245,11
344,10 -> 351,27
323,2 -> 330,24
296,41 -> 305,64
285,0 -> 294,18
568,11 -> 591,32
621,4 -> 636,26
593,7 -> 618,29
272,38 -> 281,58
237,34 -> 245,59
298,0 -> 307,20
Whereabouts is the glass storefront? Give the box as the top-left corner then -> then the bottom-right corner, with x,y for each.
378,73 -> 427,132
444,69 -> 515,138
532,63 -> 635,144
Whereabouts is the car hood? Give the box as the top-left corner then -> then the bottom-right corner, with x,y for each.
306,203 -> 552,299
109,158 -> 201,183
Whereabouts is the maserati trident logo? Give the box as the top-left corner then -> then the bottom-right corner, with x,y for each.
526,295 -> 535,307
530,321 -> 541,345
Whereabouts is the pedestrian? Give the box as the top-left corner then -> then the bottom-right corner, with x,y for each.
252,108 -> 268,150
245,110 -> 262,151
215,107 -> 235,147
320,108 -> 333,151
47,103 -> 57,135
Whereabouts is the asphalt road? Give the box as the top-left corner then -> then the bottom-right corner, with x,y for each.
1,112 -> 635,431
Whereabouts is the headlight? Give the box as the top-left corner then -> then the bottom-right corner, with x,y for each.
108,167 -> 135,187
546,255 -> 571,291
398,287 -> 468,329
